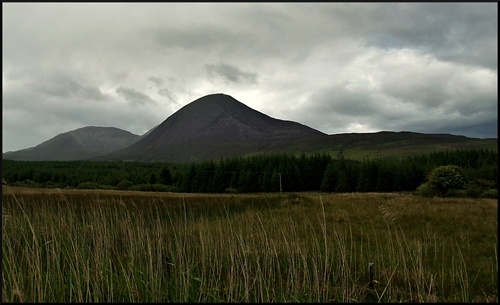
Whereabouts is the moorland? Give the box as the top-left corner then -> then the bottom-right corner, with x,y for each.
2,186 -> 497,302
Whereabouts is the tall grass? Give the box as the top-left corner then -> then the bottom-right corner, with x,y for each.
2,187 -> 498,302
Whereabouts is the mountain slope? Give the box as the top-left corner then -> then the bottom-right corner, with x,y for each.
99,93 -> 327,161
3,126 -> 142,161
273,131 -> 498,160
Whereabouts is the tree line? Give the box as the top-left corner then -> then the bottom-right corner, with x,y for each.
2,149 -> 497,197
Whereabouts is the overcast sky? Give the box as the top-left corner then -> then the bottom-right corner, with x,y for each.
3,3 -> 498,152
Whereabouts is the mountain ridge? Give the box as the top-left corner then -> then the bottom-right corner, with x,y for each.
3,94 -> 497,162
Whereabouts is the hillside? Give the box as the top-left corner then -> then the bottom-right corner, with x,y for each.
3,126 -> 142,161
277,131 -> 498,160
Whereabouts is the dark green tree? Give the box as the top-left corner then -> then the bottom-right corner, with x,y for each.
320,161 -> 337,192
335,170 -> 351,193
159,168 -> 173,185
149,173 -> 157,184
357,161 -> 377,192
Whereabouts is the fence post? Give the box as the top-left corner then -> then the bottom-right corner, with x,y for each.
369,262 -> 375,289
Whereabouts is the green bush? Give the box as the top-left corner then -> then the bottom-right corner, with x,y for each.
42,182 -> 66,189
466,187 -> 483,198
466,179 -> 496,198
77,182 -> 103,189
225,187 -> 240,194
150,183 -> 170,192
163,185 -> 178,192
117,179 -> 134,190
444,189 -> 468,198
128,184 -> 151,191
416,182 -> 438,198
480,189 -> 498,199
126,183 -> 173,192
20,179 -> 41,188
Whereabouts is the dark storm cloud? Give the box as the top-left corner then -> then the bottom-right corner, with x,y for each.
205,63 -> 259,84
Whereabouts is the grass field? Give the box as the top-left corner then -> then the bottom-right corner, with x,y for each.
2,186 -> 498,302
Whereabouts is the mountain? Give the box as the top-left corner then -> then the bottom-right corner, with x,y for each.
3,126 -> 142,161
97,93 -> 327,162
3,93 -> 497,162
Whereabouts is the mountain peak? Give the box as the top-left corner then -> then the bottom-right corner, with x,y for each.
101,93 -> 326,161
135,93 -> 323,145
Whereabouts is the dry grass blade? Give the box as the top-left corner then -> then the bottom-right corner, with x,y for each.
378,204 -> 397,222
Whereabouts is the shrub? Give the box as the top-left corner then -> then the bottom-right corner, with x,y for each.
42,182 -> 65,189
163,185 -> 178,192
225,187 -> 240,194
77,182 -> 102,189
427,165 -> 466,197
150,183 -> 170,192
444,189 -> 468,198
416,182 -> 438,198
467,179 -> 496,198
128,184 -> 151,192
21,179 -> 41,188
117,179 -> 134,190
480,189 -> 498,199
126,183 -> 173,192
466,187 -> 483,198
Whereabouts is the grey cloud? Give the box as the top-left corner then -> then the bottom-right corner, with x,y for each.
31,71 -> 108,101
2,3 -> 497,152
444,120 -> 498,139
370,3 -> 497,70
116,87 -> 156,105
312,3 -> 497,70
148,76 -> 164,86
290,52 -> 496,139
205,63 -> 258,84
158,87 -> 178,103
145,14 -> 292,61
150,25 -> 239,50
309,87 -> 379,118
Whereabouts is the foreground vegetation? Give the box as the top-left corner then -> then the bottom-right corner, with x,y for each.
2,186 -> 497,302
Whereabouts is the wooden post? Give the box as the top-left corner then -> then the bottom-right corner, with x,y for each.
369,262 -> 375,289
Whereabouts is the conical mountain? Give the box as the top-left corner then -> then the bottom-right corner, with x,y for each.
99,93 -> 326,162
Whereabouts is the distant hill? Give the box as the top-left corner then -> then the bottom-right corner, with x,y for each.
273,131 -> 498,160
3,94 -> 497,162
3,126 -> 142,161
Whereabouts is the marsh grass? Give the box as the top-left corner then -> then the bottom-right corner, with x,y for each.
2,186 -> 498,302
